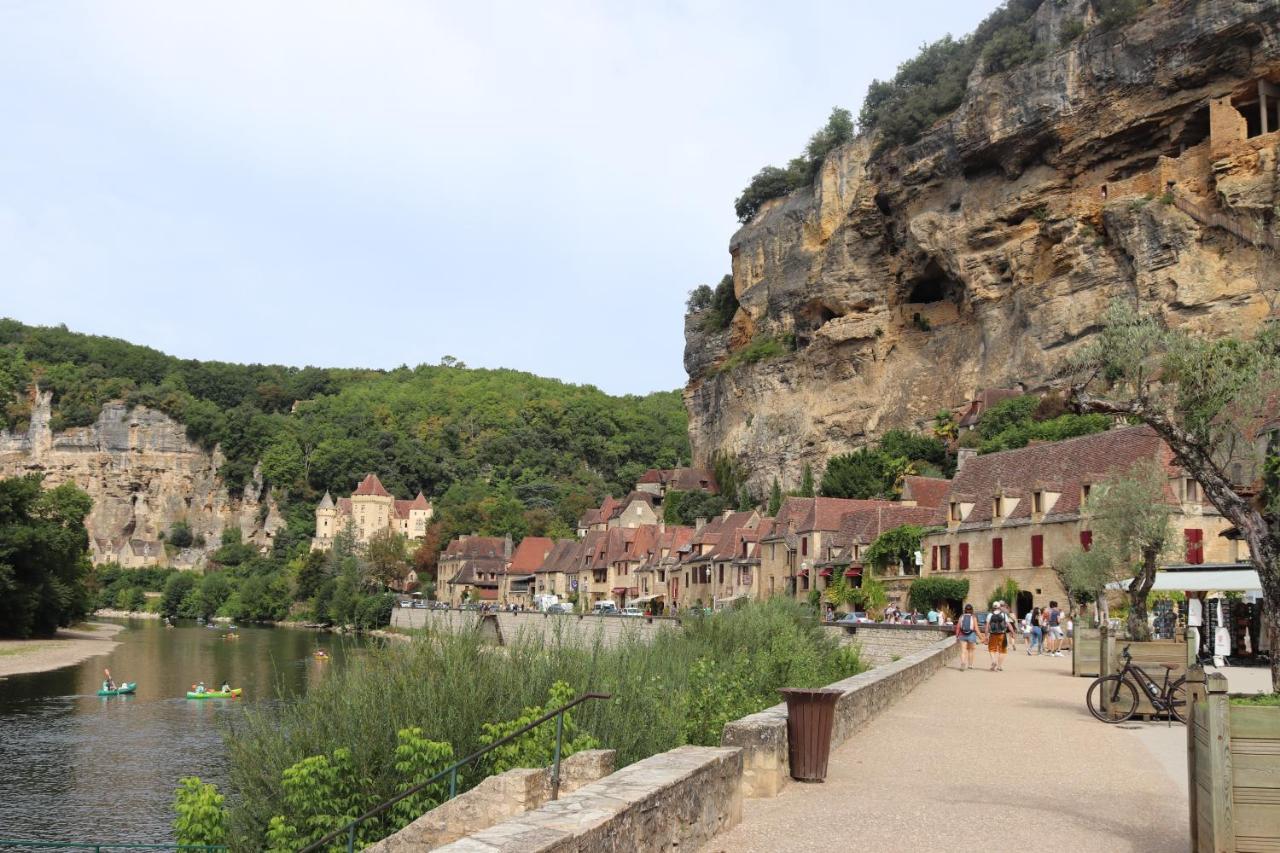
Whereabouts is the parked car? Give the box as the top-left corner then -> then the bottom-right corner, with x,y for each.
621,607 -> 644,617
412,601 -> 428,609
833,612 -> 871,626
547,602 -> 573,614
592,601 -> 619,615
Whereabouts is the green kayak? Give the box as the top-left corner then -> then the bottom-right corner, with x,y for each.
186,688 -> 242,699
97,682 -> 136,696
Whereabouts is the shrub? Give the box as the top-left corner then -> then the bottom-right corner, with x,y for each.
698,275 -> 739,332
908,577 -> 969,613
1058,18 -> 1085,45
354,593 -> 396,630
1095,0 -> 1152,32
168,521 -> 194,549
734,108 -> 853,223
173,777 -> 227,848
718,334 -> 792,373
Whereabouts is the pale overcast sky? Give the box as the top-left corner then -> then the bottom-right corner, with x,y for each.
1,1 -> 995,395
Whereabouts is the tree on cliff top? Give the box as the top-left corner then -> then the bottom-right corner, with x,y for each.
733,108 -> 853,223
0,474 -> 93,637
1069,300 -> 1280,689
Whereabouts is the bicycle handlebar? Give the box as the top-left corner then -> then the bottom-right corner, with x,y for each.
1122,644 -> 1132,659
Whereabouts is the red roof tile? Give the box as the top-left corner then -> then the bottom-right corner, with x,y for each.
509,537 -> 554,572
901,476 -> 950,509
353,473 -> 393,497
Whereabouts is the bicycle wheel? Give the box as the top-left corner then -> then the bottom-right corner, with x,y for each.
1087,675 -> 1139,723
1166,677 -> 1188,724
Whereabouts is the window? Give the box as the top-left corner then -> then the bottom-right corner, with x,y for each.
801,537 -> 808,556
1032,492 -> 1043,514
1185,528 -> 1204,564
718,565 -> 724,584
992,537 -> 1003,568
931,546 -> 938,571
1080,530 -> 1093,552
1185,478 -> 1199,503
939,545 -> 951,571
958,542 -> 969,571
992,497 -> 1001,519
1031,534 -> 1044,567
949,502 -> 960,522
1081,484 -> 1091,505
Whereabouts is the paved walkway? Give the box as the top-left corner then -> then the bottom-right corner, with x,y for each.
702,650 -> 1192,853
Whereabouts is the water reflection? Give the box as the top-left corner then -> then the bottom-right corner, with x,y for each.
0,620 -> 362,844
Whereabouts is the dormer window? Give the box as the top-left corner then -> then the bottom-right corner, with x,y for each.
992,497 -> 1000,518
1032,492 -> 1043,515
1184,478 -> 1199,503
949,502 -> 961,522
1081,484 -> 1091,505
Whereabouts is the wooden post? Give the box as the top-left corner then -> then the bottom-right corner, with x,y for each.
1185,667 -> 1206,849
1206,671 -> 1235,852
1186,626 -> 1198,669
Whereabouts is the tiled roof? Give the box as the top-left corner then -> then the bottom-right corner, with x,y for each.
353,473 -> 393,497
636,467 -> 718,493
901,476 -> 949,509
939,426 -> 1178,529
799,498 -> 897,533
836,504 -> 939,547
442,536 -> 509,560
509,537 -> 555,572
336,498 -> 352,515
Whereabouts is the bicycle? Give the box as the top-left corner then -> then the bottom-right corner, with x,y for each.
1085,644 -> 1187,724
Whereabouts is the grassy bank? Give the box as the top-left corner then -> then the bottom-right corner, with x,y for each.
204,600 -> 861,850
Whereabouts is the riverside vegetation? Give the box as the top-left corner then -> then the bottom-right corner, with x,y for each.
174,600 -> 863,851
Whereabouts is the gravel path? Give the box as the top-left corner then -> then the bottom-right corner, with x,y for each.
0,622 -> 124,679
702,650 -> 1190,853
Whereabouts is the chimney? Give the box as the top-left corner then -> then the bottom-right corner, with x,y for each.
695,516 -> 707,531
956,448 -> 978,470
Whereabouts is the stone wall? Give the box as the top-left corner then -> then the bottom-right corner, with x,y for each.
365,750 -> 615,852
821,623 -> 951,666
721,635 -> 959,798
432,746 -> 743,853
390,608 -> 679,648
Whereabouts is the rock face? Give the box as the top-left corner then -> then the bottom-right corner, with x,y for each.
685,0 -> 1280,493
0,392 -> 283,567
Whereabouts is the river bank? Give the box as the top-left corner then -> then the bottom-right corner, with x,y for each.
0,622 -> 125,679
92,608 -> 162,620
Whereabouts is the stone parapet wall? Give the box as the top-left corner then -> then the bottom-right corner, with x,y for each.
433,746 -> 742,853
721,636 -> 959,798
365,750 -> 615,852
822,623 -> 951,666
390,608 -> 679,648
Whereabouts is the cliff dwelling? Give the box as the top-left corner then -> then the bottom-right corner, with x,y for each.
1211,78 -> 1280,156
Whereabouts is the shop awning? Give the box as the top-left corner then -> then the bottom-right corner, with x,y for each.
843,568 -> 861,578
611,587 -> 628,594
630,594 -> 663,605
797,569 -> 809,577
819,568 -> 833,578
1107,567 -> 1262,594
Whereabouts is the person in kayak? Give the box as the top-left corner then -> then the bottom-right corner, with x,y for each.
220,681 -> 230,693
195,681 -> 206,694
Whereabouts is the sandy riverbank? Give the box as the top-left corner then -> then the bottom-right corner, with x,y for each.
92,608 -> 161,620
0,622 -> 126,679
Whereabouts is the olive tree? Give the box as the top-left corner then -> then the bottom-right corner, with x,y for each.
1069,301 -> 1280,688
1083,461 -> 1177,641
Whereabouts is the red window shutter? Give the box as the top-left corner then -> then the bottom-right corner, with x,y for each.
992,537 -> 1003,568
931,546 -> 937,571
1080,530 -> 1093,552
1031,534 -> 1044,567
802,537 -> 808,556
1185,528 -> 1204,564
959,543 -> 969,571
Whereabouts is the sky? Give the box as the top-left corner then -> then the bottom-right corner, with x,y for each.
0,1 -> 997,396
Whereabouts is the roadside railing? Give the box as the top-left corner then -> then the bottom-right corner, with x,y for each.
0,843 -> 224,852
299,691 -> 612,853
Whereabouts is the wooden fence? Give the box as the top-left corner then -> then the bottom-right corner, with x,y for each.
1186,669 -> 1280,852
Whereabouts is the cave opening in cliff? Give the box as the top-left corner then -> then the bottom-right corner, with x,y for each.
905,262 -> 961,305
1171,106 -> 1211,152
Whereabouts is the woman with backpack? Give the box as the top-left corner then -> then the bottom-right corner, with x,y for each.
955,603 -> 981,671
986,601 -> 1013,670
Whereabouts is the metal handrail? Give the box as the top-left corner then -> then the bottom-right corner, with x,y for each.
0,843 -> 224,851
299,691 -> 611,853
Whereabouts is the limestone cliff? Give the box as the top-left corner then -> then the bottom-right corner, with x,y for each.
685,0 -> 1280,493
0,392 -> 283,567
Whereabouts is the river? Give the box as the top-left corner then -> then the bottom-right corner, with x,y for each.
0,618 -> 365,847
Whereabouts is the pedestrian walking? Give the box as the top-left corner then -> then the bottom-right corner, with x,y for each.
1045,600 -> 1064,656
986,601 -> 1013,670
955,603 -> 981,671
1027,605 -> 1043,655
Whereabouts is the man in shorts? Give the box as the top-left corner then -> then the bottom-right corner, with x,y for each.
986,601 -> 1013,671
1045,600 -> 1064,656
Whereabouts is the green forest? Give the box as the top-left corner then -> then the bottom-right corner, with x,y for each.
0,318 -> 690,565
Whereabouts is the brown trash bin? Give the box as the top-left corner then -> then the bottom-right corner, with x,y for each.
779,687 -> 842,782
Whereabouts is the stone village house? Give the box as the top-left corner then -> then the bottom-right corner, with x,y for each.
917,426 -> 1241,616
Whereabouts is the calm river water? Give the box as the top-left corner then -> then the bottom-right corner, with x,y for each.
0,619 -> 365,846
